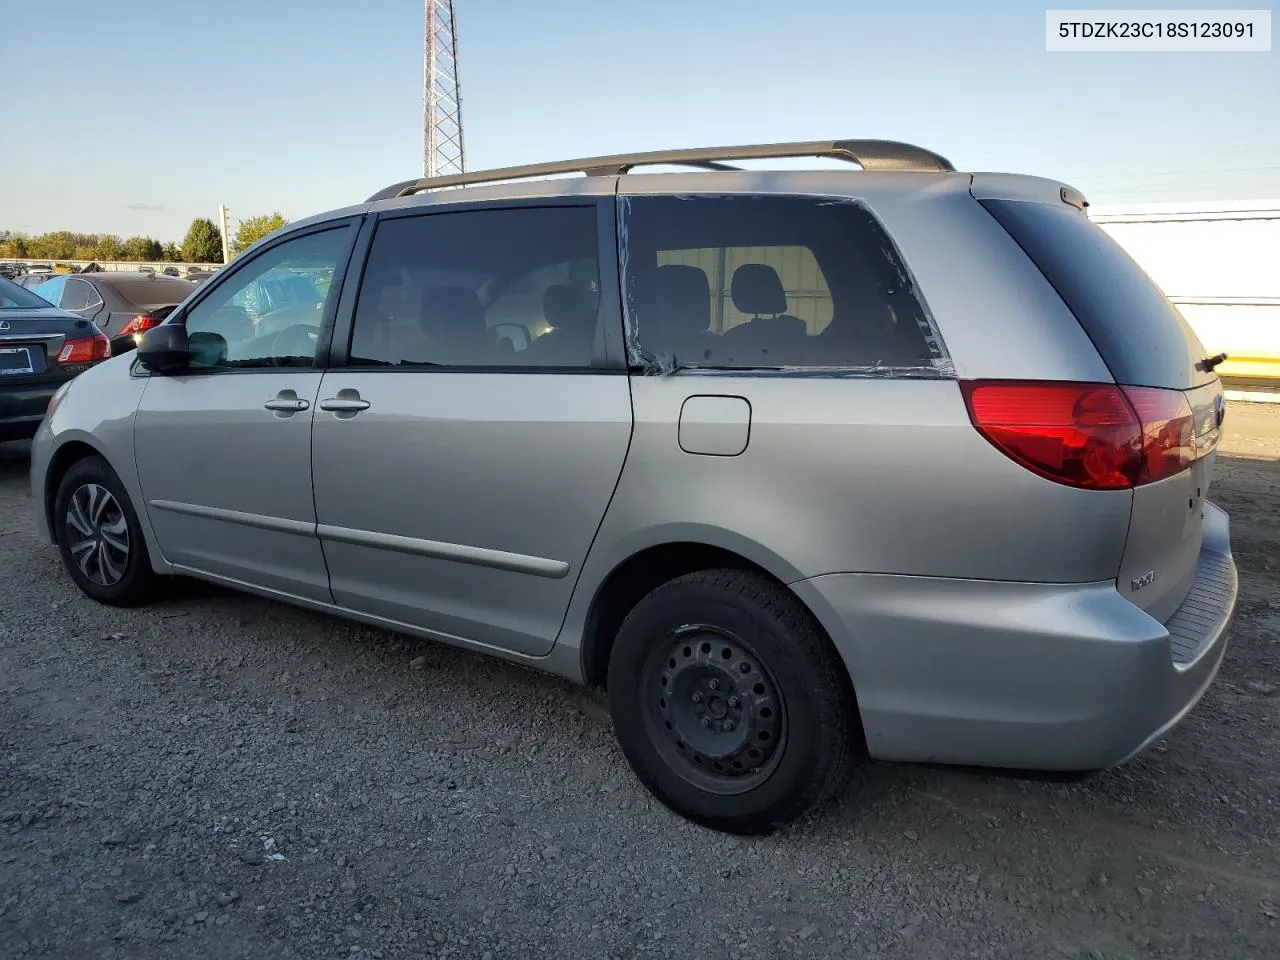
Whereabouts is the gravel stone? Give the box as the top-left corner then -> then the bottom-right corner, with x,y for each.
2,405 -> 1279,959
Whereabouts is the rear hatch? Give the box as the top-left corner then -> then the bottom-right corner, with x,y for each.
979,196 -> 1224,621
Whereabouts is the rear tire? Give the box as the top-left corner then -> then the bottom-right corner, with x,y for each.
54,456 -> 157,607
607,569 -> 857,834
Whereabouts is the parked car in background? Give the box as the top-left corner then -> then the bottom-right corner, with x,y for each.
0,275 -> 110,441
30,272 -> 194,354
16,272 -> 55,291
28,139 -> 1238,835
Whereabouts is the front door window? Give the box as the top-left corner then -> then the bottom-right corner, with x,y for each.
182,228 -> 348,369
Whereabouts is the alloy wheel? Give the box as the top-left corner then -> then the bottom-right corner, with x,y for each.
64,483 -> 130,587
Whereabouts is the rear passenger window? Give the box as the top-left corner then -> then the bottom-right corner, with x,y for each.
979,199 -> 1216,390
349,206 -> 601,369
59,279 -> 95,311
621,195 -> 944,370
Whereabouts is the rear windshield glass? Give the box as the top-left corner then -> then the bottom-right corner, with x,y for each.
108,277 -> 194,307
979,199 -> 1214,390
620,195 -> 945,371
0,275 -> 52,309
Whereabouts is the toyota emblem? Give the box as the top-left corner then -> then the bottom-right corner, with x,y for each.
0,320 -> 9,331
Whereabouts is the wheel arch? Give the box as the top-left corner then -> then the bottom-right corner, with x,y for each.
576,535 -> 854,706
43,437 -> 110,545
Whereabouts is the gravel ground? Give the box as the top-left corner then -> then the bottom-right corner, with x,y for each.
2,402 -> 1279,960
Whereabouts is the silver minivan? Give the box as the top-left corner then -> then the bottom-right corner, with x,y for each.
30,140 -> 1237,834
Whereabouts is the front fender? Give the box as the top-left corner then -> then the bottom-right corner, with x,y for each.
33,357 -> 171,574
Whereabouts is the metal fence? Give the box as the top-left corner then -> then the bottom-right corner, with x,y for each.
1,257 -> 220,275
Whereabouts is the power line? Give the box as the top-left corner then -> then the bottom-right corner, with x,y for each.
1064,143 -> 1280,168
1071,164 -> 1280,182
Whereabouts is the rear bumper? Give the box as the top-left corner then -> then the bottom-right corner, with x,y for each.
0,381 -> 58,441
792,501 -> 1237,771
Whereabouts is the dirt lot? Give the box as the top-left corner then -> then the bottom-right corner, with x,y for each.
1,403 -> 1278,960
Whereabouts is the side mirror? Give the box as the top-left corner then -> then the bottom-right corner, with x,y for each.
136,324 -> 191,374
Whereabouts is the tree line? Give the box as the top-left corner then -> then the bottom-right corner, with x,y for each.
0,212 -> 290,264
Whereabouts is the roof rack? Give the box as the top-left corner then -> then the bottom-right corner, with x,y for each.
366,138 -> 955,202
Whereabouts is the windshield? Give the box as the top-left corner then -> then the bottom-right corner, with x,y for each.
0,275 -> 54,309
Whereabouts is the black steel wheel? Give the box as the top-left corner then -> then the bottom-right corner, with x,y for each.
609,569 -> 858,834
643,625 -> 786,794
53,456 -> 157,607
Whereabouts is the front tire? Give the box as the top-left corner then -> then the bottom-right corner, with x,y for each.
607,569 -> 857,834
54,456 -> 157,607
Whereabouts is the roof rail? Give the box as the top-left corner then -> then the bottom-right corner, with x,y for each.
366,139 -> 954,202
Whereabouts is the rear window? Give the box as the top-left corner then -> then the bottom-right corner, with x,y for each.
979,199 -> 1214,390
0,275 -> 52,309
620,195 -> 946,371
108,277 -> 195,307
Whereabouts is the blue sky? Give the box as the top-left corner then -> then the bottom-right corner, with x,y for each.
3,0 -> 1277,241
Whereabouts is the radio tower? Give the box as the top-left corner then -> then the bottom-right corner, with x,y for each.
423,0 -> 465,178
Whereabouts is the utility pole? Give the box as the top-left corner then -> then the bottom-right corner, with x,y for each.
218,204 -> 232,264
424,0 -> 465,178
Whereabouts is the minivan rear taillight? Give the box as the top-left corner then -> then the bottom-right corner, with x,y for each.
961,381 -> 1195,491
1122,385 -> 1196,484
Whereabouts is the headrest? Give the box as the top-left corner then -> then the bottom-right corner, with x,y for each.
730,263 -> 787,316
654,265 -> 711,332
422,286 -> 485,333
542,284 -> 596,334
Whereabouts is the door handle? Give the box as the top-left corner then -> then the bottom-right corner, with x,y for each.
264,398 -> 310,412
264,390 -> 310,415
319,389 -> 370,416
318,398 -> 370,412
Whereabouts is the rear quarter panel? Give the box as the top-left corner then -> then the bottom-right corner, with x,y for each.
594,375 -> 1131,581
556,373 -> 1134,659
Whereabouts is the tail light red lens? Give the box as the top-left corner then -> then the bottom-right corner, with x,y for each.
119,314 -> 158,336
57,331 -> 111,364
1121,386 -> 1196,484
961,380 -> 1196,491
